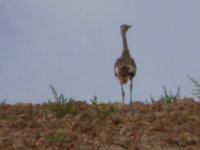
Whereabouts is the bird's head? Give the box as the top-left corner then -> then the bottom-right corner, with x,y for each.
120,24 -> 132,33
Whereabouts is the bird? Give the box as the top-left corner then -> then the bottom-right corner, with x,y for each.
114,24 -> 137,104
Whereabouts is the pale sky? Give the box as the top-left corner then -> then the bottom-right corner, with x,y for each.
1,0 -> 200,104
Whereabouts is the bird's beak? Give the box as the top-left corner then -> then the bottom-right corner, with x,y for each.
128,25 -> 132,29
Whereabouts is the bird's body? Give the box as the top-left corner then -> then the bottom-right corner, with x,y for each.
114,24 -> 136,104
115,50 -> 136,84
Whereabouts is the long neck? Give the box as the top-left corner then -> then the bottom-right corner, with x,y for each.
121,30 -> 129,51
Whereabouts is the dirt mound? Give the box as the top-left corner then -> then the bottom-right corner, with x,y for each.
0,98 -> 200,150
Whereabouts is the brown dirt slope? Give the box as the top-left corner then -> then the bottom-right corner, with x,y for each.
0,98 -> 200,150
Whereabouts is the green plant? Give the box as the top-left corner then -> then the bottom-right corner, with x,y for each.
187,75 -> 200,99
159,86 -> 181,103
90,96 -> 115,120
0,99 -> 7,105
149,86 -> 181,103
0,99 -> 16,121
25,105 -> 34,121
145,95 -> 155,104
48,85 -> 79,118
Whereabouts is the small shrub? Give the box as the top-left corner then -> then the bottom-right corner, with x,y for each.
187,75 -> 200,99
90,96 -> 115,120
25,105 -> 34,121
145,95 -> 155,104
0,99 -> 16,121
149,86 -> 181,104
0,99 -> 7,106
48,85 -> 79,118
160,86 -> 181,103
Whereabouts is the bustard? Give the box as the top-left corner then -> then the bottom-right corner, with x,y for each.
114,24 -> 137,104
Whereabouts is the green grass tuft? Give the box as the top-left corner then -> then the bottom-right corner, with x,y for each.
160,86 -> 181,103
0,99 -> 7,106
149,86 -> 181,104
187,75 -> 200,100
90,96 -> 115,120
48,85 -> 79,118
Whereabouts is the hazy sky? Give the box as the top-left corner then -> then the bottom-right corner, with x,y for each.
1,0 -> 200,104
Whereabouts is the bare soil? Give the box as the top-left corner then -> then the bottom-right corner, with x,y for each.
0,98 -> 200,150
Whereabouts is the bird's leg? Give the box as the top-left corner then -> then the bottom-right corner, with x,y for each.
129,79 -> 133,104
120,83 -> 125,104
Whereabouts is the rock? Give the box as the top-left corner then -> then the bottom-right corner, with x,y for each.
18,114 -> 26,119
14,143 -> 27,150
99,131 -> 108,142
112,136 -> 128,148
15,118 -> 27,129
128,142 -> 140,150
74,113 -> 85,121
154,111 -> 165,118
165,148 -> 179,150
193,136 -> 200,144
0,136 -> 13,146
109,144 -> 126,150
110,115 -> 123,125
140,136 -> 152,143
189,115 -> 199,122
73,143 -> 94,150
46,112 -> 55,119
119,125 -> 133,136
27,119 -> 38,128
